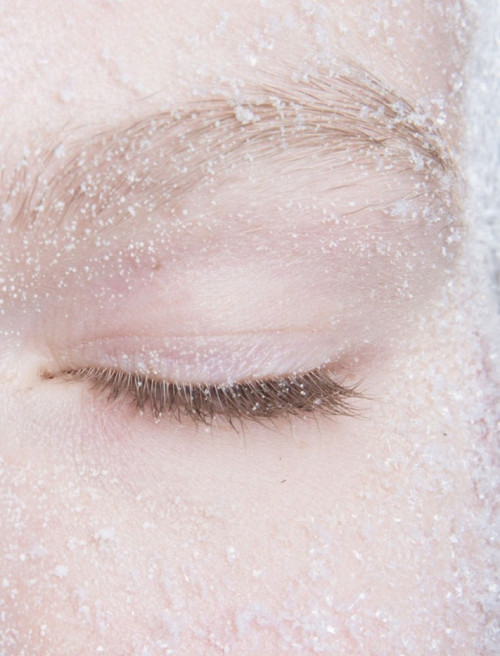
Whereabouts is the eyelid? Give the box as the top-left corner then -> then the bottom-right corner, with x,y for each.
45,332 -> 366,428
62,365 -> 360,427
53,333 -> 357,385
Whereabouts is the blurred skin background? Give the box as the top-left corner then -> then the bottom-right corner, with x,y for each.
0,1 -> 498,655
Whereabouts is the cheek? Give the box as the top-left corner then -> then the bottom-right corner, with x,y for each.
0,404 -> 485,656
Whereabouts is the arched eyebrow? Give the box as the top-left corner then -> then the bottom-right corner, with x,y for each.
4,65 -> 452,239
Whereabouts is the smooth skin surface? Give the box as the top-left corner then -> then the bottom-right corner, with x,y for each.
0,1 -> 498,655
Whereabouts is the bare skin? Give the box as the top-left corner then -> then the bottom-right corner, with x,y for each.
0,2 -> 498,655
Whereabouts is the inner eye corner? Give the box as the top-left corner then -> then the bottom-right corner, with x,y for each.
39,367 -> 78,385
40,370 -> 56,380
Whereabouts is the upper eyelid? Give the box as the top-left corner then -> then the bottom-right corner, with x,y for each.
47,332 -> 364,387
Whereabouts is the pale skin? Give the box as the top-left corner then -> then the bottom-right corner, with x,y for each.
1,1 -> 498,655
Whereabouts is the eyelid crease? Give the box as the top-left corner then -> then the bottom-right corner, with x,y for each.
62,366 -> 360,427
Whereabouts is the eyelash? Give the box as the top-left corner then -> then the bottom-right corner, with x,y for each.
64,366 -> 359,426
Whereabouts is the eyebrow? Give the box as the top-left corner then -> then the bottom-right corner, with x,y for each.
5,64 -> 452,238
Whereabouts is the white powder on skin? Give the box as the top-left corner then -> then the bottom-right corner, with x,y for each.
0,1 -> 498,655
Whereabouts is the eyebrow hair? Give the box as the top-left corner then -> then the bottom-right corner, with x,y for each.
4,64 -> 453,238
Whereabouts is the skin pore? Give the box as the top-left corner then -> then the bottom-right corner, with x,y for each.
0,1 -> 498,655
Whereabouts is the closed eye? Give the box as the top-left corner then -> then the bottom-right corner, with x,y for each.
60,366 -> 360,427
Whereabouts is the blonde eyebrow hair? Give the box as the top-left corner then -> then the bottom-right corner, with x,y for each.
5,64 -> 453,237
